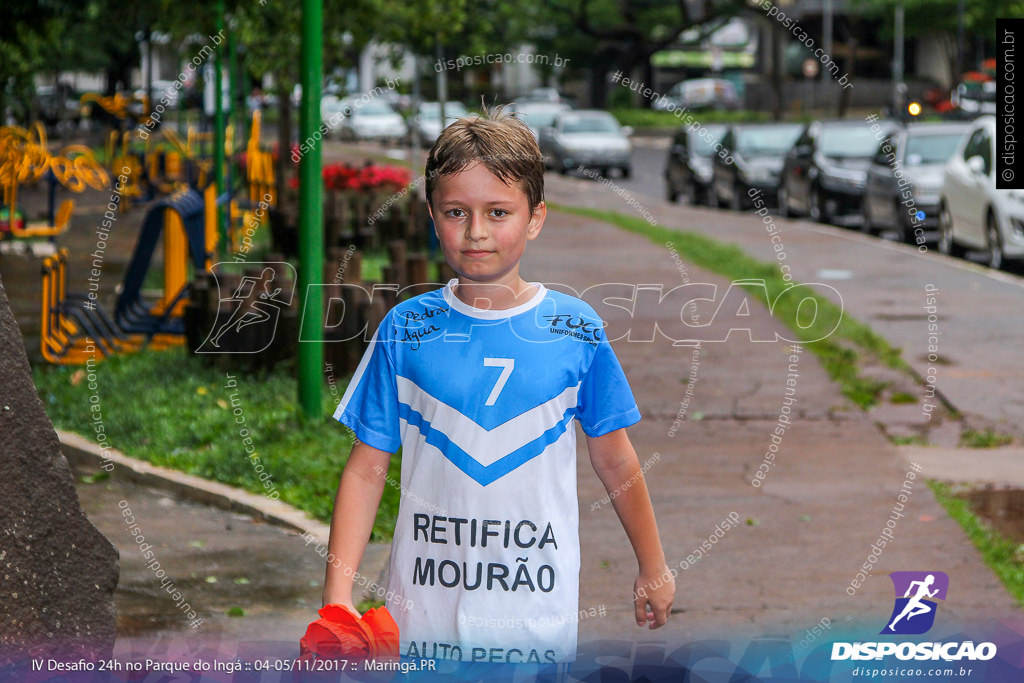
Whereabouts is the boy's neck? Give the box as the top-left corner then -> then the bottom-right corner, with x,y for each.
452,276 -> 538,311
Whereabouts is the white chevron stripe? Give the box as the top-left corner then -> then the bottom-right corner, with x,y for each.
396,375 -> 580,467
334,326 -> 380,421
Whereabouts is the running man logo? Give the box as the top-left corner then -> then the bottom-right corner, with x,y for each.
881,571 -> 949,635
197,262 -> 295,354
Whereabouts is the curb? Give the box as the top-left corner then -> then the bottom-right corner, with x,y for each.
58,429 -> 332,544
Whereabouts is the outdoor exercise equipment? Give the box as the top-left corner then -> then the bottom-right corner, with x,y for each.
80,92 -> 150,129
244,110 -> 275,206
0,123 -> 108,244
115,187 -> 209,335
40,249 -> 177,365
11,198 -> 74,239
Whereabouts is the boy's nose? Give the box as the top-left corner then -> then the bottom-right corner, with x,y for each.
465,214 -> 488,241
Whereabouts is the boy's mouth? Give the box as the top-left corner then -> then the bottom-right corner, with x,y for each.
461,249 -> 493,258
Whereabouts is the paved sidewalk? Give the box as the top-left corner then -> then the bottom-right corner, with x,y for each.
544,171 -> 1024,442
61,156 -> 1023,655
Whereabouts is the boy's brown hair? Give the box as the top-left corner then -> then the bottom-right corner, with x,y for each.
425,105 -> 545,212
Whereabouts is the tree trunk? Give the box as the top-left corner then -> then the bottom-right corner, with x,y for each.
838,40 -> 857,117
588,62 -> 610,109
771,22 -> 785,121
641,58 -> 655,108
275,81 -> 292,209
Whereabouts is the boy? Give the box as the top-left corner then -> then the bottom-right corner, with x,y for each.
324,107 -> 674,664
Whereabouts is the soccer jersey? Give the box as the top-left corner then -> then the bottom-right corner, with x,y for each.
333,279 -> 641,665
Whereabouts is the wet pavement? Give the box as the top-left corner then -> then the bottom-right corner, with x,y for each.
70,457 -> 330,653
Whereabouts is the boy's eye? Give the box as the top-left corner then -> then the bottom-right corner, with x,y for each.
445,208 -> 466,218
490,208 -> 509,218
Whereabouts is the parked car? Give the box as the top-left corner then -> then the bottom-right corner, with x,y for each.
539,110 -> 632,177
710,123 -> 803,210
412,101 -> 468,144
35,84 -> 82,132
511,101 -> 571,139
938,115 -> 1024,269
952,80 -> 996,116
337,99 -> 407,143
664,124 -> 727,204
778,118 -> 899,224
320,94 -> 351,132
521,87 -> 574,106
862,121 -> 968,242
653,78 -> 740,111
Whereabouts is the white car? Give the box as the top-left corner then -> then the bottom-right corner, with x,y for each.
653,78 -> 740,111
320,94 -> 351,134
337,100 -> 407,143
412,101 -> 468,145
938,115 -> 1024,269
511,102 -> 571,139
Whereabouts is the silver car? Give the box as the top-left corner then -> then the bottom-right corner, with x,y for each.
539,110 -> 632,177
862,122 -> 968,242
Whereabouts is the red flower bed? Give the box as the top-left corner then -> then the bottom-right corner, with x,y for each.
287,163 -> 411,192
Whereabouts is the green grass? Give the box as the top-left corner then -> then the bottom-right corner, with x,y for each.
33,347 -> 401,542
356,598 -> 385,612
960,428 -> 1014,448
929,481 -> 1024,606
890,434 -> 928,446
361,250 -> 390,282
549,203 -> 906,409
890,391 -> 918,404
610,108 -> 774,130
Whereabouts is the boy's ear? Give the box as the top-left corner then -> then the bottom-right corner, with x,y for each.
526,201 -> 546,241
426,201 -> 439,237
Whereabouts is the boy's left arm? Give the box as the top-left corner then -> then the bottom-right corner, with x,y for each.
587,427 -> 675,629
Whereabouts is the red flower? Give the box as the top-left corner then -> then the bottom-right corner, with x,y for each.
297,604 -> 400,662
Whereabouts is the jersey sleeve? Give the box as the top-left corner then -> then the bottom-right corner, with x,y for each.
576,334 -> 642,437
332,313 -> 402,453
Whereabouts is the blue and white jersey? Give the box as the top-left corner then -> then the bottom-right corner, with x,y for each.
334,279 -> 641,664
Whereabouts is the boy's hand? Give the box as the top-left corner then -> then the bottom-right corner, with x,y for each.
321,588 -> 359,615
633,564 -> 675,629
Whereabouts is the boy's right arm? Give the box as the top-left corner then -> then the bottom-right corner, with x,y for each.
321,441 -> 392,611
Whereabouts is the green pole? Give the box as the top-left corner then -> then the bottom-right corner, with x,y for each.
298,0 -> 323,418
229,20 -> 241,151
214,1 -> 227,259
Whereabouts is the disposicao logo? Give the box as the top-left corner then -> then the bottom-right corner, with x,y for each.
831,571 -> 997,662
881,571 -> 948,635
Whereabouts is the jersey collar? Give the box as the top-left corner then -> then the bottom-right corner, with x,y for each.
442,279 -> 547,320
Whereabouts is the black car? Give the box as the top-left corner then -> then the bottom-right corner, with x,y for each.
664,124 -> 726,204
778,118 -> 899,224
710,123 -> 803,211
862,121 -> 968,241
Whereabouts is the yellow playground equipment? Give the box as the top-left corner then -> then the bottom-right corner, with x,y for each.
12,198 -> 74,239
28,107 -> 276,364
80,92 -> 150,126
244,109 -> 275,206
0,123 -> 108,243
39,249 -> 179,365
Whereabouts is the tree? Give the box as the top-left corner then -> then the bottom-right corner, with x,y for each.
0,1 -> 91,123
857,0 -> 1024,84
532,0 -> 749,108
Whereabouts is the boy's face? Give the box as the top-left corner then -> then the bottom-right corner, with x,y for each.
429,161 -> 545,289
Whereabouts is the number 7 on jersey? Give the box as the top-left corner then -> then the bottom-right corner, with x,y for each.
483,357 -> 515,406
